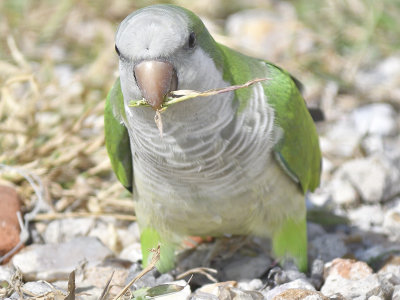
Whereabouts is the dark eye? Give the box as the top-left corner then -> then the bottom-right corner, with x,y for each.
115,44 -> 120,56
188,32 -> 196,49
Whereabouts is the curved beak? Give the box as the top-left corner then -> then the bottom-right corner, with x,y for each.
134,60 -> 178,109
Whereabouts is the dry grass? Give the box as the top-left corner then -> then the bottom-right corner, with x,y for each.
0,1 -> 137,216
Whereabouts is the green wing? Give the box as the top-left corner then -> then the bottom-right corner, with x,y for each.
104,78 -> 133,192
218,44 -> 321,193
264,63 -> 321,193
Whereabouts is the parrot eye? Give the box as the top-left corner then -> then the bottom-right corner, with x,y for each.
188,32 -> 196,49
115,45 -> 120,56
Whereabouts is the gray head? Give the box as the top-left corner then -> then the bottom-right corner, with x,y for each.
115,4 -> 223,110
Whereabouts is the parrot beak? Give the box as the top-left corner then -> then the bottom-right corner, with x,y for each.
134,60 -> 178,110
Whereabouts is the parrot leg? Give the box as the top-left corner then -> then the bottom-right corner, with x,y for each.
140,228 -> 176,273
272,217 -> 308,272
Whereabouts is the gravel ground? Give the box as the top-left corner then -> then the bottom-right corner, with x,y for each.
0,0 -> 399,299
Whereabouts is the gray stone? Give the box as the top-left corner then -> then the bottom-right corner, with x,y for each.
194,281 -> 263,300
307,223 -> 326,242
332,155 -> 400,203
361,135 -> 384,155
309,234 -> 347,262
351,103 -> 398,137
237,278 -> 263,291
355,56 -> 400,102
356,244 -> 400,263
0,265 -> 14,283
393,285 -> 400,300
12,236 -> 112,281
321,274 -> 383,299
310,259 -> 324,289
378,256 -> 400,281
44,218 -> 96,244
263,279 -> 316,300
117,222 -> 141,249
127,263 -> 156,289
383,202 -> 400,240
327,176 -> 358,206
45,217 -> 140,255
220,253 -> 271,281
22,281 -> 60,296
118,242 -> 142,262
321,119 -> 363,158
348,205 -> 384,231
377,274 -> 395,300
81,259 -> 131,299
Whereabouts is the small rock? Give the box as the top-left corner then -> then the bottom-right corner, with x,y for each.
332,155 -> 400,203
321,274 -> 383,299
237,278 -> 263,291
327,176 -> 358,206
355,56 -> 400,102
88,219 -> 120,252
12,236 -> 112,281
22,281 -> 59,296
321,259 -> 385,299
309,234 -> 347,262
357,244 -> 400,263
195,281 -> 263,300
0,265 -> 14,283
321,119 -> 363,158
383,204 -> 400,240
0,186 -> 21,258
351,103 -> 398,137
117,222 -> 141,249
307,223 -> 326,242
44,217 -> 138,254
219,252 -> 271,281
348,205 -> 384,231
324,258 -> 373,280
127,263 -> 174,292
127,263 -> 157,290
272,289 -> 328,300
361,135 -> 384,155
82,259 -> 131,298
310,259 -> 324,289
44,218 -> 96,244
378,256 -> 400,279
264,279 -> 316,300
118,242 -> 142,262
393,285 -> 400,300
377,274 -> 395,300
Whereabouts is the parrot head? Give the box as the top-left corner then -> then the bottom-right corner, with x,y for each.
115,4 -> 224,110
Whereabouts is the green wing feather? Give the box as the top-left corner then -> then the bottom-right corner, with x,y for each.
217,44 -> 321,193
104,78 -> 133,192
264,63 -> 321,193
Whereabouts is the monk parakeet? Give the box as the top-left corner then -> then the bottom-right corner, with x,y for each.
105,4 -> 321,272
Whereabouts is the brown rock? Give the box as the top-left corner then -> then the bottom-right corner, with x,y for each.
324,258 -> 373,280
0,186 -> 21,259
379,255 -> 400,278
273,288 -> 329,300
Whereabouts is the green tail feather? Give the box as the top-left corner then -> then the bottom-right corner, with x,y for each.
272,217 -> 308,272
140,228 -> 176,273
